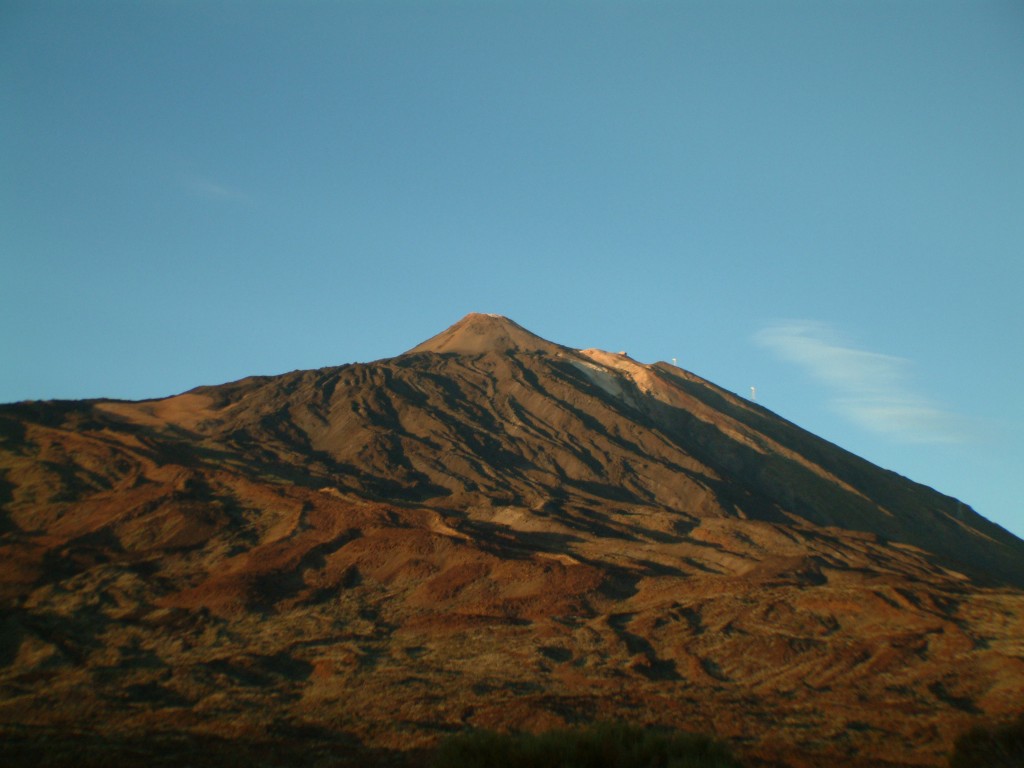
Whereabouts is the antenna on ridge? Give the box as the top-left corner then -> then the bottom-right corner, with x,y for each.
750,386 -> 756,401
672,357 -> 677,367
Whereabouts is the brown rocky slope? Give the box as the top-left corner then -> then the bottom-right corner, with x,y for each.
1,313 -> 1022,767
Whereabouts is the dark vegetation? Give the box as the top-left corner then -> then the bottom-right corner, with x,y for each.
0,723 -> 741,768
0,727 -> 400,768
430,722 -> 743,768
9,717 -> 1024,768
948,713 -> 1024,768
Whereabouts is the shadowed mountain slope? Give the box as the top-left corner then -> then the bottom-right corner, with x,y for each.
1,313 -> 1023,768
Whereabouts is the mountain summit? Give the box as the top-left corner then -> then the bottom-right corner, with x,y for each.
2,314 -> 1023,767
404,312 -> 565,355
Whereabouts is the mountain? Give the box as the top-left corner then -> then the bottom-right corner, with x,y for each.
1,313 -> 1023,768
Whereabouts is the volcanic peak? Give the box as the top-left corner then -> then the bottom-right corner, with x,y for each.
4,313 -> 1024,768
403,312 -> 565,356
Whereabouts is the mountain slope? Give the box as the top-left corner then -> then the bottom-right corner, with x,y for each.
62,312 -> 1023,585
1,313 -> 1023,767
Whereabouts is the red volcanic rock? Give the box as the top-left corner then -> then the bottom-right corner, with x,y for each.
1,314 -> 1023,767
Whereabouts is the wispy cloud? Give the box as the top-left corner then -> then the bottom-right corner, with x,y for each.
754,321 -> 965,444
179,173 -> 248,202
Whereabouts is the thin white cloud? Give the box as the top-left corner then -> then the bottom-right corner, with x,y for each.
179,173 -> 248,202
754,321 -> 965,444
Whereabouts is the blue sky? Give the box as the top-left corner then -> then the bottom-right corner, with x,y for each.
3,1 -> 1022,537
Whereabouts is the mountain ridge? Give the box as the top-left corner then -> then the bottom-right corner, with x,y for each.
99,312 -> 1017,585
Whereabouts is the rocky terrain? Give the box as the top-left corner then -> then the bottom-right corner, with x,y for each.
1,313 -> 1022,767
